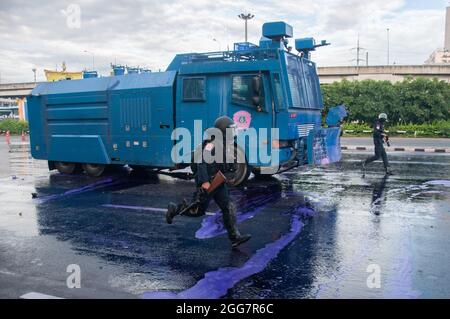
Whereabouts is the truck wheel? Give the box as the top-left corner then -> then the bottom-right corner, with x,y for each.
83,163 -> 105,177
225,146 -> 250,187
55,162 -> 76,174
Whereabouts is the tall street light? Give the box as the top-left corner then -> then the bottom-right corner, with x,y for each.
84,50 -> 95,70
238,13 -> 254,43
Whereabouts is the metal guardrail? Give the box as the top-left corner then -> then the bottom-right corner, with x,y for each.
179,48 -> 280,64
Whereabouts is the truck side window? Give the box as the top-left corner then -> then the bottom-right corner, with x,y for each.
183,77 -> 206,101
273,73 -> 285,109
231,74 -> 264,110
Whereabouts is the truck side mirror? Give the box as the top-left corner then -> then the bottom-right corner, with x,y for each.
252,96 -> 263,112
252,76 -> 263,112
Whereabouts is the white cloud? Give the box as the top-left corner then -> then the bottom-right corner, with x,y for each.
0,0 -> 447,82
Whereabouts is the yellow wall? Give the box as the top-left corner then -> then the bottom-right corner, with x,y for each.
44,70 -> 83,82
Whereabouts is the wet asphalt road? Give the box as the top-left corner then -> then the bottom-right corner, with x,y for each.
0,137 -> 450,299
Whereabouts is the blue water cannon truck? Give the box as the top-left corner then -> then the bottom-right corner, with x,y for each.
28,21 -> 346,186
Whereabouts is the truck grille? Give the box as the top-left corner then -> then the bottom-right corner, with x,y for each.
297,124 -> 315,137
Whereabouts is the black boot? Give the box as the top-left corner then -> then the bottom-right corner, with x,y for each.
222,203 -> 251,249
166,202 -> 178,224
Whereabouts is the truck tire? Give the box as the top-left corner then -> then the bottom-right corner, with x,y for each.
55,162 -> 76,174
225,146 -> 250,187
190,144 -> 249,187
82,163 -> 105,177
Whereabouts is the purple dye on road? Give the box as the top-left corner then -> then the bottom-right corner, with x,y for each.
35,178 -> 117,204
195,192 -> 281,239
143,215 -> 304,299
142,204 -> 316,299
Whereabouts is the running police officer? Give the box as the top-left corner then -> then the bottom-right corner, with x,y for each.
362,113 -> 392,175
166,116 -> 251,249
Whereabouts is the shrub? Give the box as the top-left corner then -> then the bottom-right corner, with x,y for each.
0,119 -> 29,135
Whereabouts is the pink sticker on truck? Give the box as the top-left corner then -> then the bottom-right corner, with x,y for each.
233,110 -> 252,129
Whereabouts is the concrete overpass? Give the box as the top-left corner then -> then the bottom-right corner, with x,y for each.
317,65 -> 450,84
0,64 -> 450,98
0,82 -> 38,98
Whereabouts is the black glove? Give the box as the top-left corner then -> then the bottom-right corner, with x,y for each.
196,187 -> 209,203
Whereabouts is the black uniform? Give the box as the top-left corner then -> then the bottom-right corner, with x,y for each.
194,140 -> 235,223
166,136 -> 250,248
363,119 -> 389,170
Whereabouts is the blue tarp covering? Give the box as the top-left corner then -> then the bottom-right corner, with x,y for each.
326,104 -> 347,127
307,127 -> 342,165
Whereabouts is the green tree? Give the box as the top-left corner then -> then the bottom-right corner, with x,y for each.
321,77 -> 450,125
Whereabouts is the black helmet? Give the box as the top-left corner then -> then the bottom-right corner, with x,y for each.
214,116 -> 236,134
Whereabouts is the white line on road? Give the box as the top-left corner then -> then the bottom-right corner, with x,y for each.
345,159 -> 450,166
102,204 -> 215,216
20,292 -> 63,299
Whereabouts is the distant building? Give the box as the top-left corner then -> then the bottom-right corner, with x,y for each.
425,49 -> 450,64
0,98 -> 19,119
425,6 -> 450,65
44,62 -> 83,82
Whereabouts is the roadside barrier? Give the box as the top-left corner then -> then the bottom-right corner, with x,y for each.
341,145 -> 449,153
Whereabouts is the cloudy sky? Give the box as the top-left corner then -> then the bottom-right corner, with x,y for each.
0,0 -> 448,83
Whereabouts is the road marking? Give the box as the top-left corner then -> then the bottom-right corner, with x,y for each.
103,204 -> 166,212
102,204 -> 215,216
35,177 -> 119,204
345,159 -> 450,166
20,292 -> 63,299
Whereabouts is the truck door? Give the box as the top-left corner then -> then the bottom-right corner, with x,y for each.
174,75 -> 209,162
228,72 -> 273,166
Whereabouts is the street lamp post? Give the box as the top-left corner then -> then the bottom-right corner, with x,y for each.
84,50 -> 95,70
238,13 -> 254,42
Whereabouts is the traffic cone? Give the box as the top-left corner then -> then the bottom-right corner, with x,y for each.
21,131 -> 25,142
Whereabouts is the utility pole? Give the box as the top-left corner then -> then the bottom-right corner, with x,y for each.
238,13 -> 254,42
357,35 -> 360,67
366,52 -> 369,66
387,28 -> 390,65
351,34 -> 366,67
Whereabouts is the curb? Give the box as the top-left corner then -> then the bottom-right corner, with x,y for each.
341,146 -> 449,153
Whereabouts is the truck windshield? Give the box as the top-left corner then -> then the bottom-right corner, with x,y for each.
286,54 -> 323,109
